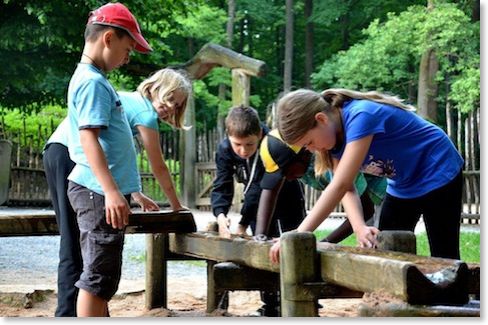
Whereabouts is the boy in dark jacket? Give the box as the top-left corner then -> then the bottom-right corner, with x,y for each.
210,105 -> 306,316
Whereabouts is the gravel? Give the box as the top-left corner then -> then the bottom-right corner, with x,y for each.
0,234 -> 206,288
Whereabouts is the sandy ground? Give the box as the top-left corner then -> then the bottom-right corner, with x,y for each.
0,277 -> 362,317
0,208 -> 362,318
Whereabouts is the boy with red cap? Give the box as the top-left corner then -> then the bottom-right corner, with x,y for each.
65,2 -> 151,317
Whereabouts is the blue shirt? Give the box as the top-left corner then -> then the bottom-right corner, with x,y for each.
66,63 -> 141,195
118,91 -> 159,136
332,99 -> 463,198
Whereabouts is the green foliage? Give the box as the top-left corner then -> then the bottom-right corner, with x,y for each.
450,67 -> 480,113
415,230 -> 480,263
0,0 -> 213,109
312,3 -> 479,112
172,2 -> 227,44
1,0 -> 479,126
0,104 -> 66,140
139,156 -> 181,203
314,228 -> 480,263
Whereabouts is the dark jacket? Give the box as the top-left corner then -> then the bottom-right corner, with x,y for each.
211,126 -> 305,236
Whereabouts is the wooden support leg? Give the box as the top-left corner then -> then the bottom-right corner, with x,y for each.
206,260 -> 229,313
376,230 -> 416,254
280,231 -> 318,317
145,233 -> 168,309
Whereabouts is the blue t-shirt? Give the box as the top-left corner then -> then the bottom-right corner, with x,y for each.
332,99 -> 463,199
118,91 -> 159,136
66,63 -> 141,195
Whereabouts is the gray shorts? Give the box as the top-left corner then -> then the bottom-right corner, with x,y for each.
67,181 -> 127,301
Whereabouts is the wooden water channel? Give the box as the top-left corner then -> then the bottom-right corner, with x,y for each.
0,209 -> 480,317
165,230 -> 479,317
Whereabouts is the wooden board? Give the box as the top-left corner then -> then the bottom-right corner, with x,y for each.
169,231 -> 280,273
169,233 -> 472,306
318,245 -> 469,305
0,209 -> 196,236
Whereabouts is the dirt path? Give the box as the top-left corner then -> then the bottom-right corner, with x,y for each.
0,277 -> 361,317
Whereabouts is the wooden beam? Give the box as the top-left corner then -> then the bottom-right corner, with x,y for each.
169,233 -> 471,306
169,232 -> 280,273
376,230 -> 416,254
280,232 -> 318,317
170,43 -> 266,80
231,69 -> 250,107
318,245 -> 469,305
0,210 -> 196,236
145,233 -> 168,309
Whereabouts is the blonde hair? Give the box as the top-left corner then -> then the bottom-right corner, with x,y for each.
137,68 -> 192,129
277,88 -> 414,174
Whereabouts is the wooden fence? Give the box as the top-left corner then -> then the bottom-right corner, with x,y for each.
0,107 -> 481,224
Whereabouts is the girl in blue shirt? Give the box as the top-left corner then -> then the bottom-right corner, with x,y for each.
269,88 -> 463,264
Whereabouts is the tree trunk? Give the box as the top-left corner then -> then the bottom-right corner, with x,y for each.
417,48 -> 439,121
284,0 -> 294,93
304,0 -> 314,88
472,0 -> 480,22
417,1 -> 439,122
217,0 -> 236,142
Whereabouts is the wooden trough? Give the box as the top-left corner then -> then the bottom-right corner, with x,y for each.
168,231 -> 476,316
0,209 -> 196,236
0,210 -> 479,317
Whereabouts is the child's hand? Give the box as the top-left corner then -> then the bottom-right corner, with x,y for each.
269,239 -> 281,264
236,224 -> 248,236
131,192 -> 159,211
105,190 -> 131,229
171,203 -> 189,212
356,226 -> 379,248
217,213 -> 232,239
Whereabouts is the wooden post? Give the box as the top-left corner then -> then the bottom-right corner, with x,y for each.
280,231 -> 318,317
181,95 -> 196,208
145,233 -> 168,309
376,231 -> 416,254
206,260 -> 229,313
0,140 -> 12,205
231,69 -> 250,107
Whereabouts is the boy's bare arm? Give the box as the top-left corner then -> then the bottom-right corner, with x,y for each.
79,128 -> 131,229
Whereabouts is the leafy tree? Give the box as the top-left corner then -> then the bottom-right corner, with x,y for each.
0,0 -> 205,110
311,2 -> 479,114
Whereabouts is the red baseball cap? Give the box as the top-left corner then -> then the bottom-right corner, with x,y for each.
87,2 -> 152,53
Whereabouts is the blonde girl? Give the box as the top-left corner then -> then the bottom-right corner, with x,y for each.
120,68 -> 192,211
269,88 -> 463,264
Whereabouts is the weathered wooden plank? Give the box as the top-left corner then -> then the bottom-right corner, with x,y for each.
0,210 -> 196,236
169,232 -> 472,307
231,69 -> 250,107
171,43 -> 267,80
145,233 -> 168,309
280,232 -> 318,317
169,232 -> 280,273
318,245 -> 469,305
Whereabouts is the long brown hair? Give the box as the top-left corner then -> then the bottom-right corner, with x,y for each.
277,88 -> 414,174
